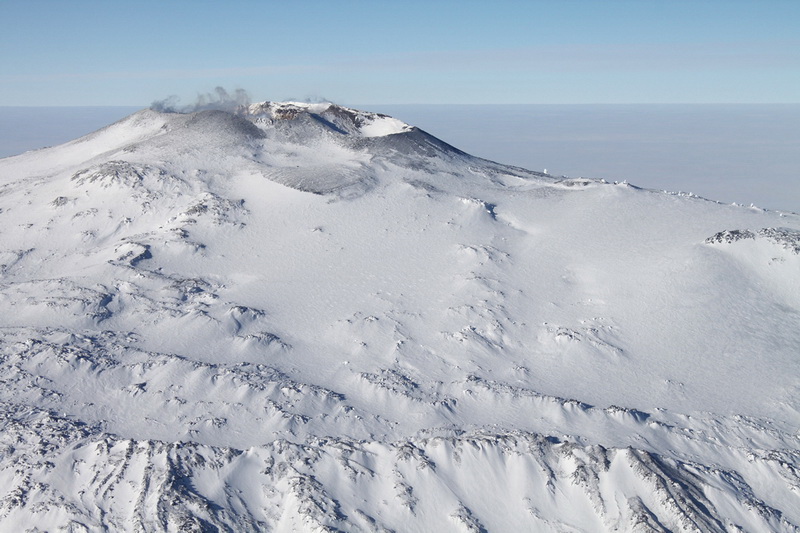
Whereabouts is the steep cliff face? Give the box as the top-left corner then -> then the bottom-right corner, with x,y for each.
0,103 -> 798,532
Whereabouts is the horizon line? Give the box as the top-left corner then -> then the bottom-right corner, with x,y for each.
2,102 -> 800,109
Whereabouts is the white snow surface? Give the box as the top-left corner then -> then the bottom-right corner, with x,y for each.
0,102 -> 798,532
245,101 -> 412,138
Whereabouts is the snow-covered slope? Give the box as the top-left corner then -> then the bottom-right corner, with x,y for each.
0,102 -> 798,532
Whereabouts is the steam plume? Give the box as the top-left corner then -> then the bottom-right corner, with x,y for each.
151,87 -> 251,113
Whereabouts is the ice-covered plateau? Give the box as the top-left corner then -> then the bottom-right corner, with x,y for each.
0,101 -> 798,532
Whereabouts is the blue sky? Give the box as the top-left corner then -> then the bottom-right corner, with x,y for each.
1,0 -> 798,105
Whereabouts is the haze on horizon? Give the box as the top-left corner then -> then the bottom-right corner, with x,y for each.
1,0 -> 798,107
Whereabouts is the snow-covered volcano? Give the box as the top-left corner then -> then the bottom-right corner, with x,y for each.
0,101 -> 798,532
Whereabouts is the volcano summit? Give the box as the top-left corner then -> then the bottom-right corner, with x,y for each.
0,102 -> 798,532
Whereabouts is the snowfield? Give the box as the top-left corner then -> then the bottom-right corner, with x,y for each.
0,102 -> 798,532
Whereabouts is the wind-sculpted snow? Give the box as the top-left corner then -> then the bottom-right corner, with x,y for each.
0,411 -> 798,532
0,102 -> 798,531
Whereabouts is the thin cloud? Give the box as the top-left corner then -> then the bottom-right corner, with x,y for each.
0,64 -> 327,84
334,40 -> 800,73
4,40 -> 796,86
